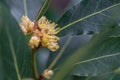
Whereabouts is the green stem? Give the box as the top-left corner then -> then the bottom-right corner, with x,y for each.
58,3 -> 120,33
23,0 -> 27,16
36,0 -> 50,21
48,36 -> 72,69
32,49 -> 39,80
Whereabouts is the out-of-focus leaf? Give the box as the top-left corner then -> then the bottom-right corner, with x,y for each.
72,38 -> 120,76
89,75 -> 120,80
71,74 -> 120,80
0,4 -> 3,80
0,47 -> 3,80
71,76 -> 86,80
51,26 -> 120,80
0,1 -> 32,79
5,0 -> 45,21
58,0 -> 120,36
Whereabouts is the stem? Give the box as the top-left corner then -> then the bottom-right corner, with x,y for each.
48,36 -> 72,69
32,49 -> 39,80
23,0 -> 27,16
36,0 -> 50,21
58,3 -> 120,33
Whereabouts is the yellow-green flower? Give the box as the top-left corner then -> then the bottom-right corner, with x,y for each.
19,16 -> 34,34
20,16 -> 60,51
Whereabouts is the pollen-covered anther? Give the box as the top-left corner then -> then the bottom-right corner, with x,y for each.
29,36 -> 41,48
20,16 -> 34,34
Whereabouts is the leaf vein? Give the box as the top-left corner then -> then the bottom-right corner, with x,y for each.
6,27 -> 21,80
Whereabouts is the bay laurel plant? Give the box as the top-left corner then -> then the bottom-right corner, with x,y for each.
1,0 -> 120,80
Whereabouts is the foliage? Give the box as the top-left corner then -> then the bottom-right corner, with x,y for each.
1,0 -> 120,80
0,0 -> 32,79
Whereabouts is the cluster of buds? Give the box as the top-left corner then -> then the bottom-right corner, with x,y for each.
20,16 -> 60,51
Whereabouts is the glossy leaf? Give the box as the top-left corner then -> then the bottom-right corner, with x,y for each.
0,1 -> 32,79
51,27 -> 120,80
58,0 -> 120,36
49,0 -> 120,79
72,38 -> 120,77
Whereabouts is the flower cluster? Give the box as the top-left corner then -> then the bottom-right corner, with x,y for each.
20,16 -> 60,51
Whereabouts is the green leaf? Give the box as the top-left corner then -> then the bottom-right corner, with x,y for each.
69,29 -> 120,78
71,75 -> 120,80
71,76 -> 87,80
51,26 -> 120,80
0,48 -> 3,80
5,0 -> 45,21
0,1 -> 33,79
58,0 -> 120,36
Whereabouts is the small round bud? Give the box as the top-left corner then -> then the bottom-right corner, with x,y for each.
43,69 -> 54,79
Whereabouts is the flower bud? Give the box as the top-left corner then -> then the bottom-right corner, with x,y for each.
43,69 -> 54,79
